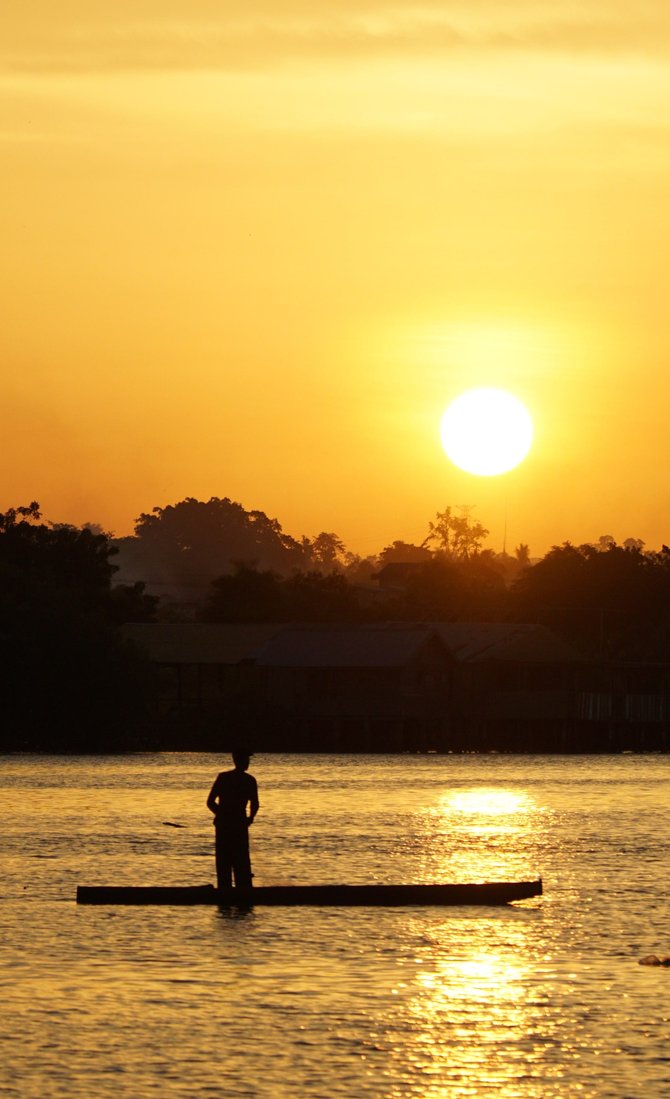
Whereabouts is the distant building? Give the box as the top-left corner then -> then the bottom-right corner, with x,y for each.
122,622 -> 285,747
122,620 -> 670,751
429,622 -> 579,751
372,562 -> 429,590
253,623 -> 450,750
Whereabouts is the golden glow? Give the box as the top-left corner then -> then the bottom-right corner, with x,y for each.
414,321 -> 560,379
3,6 -> 670,554
440,388 -> 534,476
415,954 -> 528,1002
445,788 -> 533,817
401,924 -> 553,1098
390,782 -> 549,1095
414,786 -> 544,885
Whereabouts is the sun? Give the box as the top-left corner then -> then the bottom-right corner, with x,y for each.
440,388 -> 533,476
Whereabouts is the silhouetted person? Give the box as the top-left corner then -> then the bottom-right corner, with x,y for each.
207,750 -> 259,890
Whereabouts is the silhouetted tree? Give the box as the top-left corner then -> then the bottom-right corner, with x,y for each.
200,564 -> 285,622
372,556 -> 506,621
424,506 -> 489,559
200,564 -> 360,622
0,504 -> 154,750
115,497 -> 310,594
284,570 -> 360,621
109,581 -> 159,624
307,532 -> 348,572
343,554 -> 378,583
595,534 -> 616,553
0,501 -> 41,528
511,540 -> 670,657
515,543 -> 531,568
377,540 -> 433,567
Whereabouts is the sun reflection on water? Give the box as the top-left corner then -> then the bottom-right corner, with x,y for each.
383,915 -> 557,1099
445,788 -> 534,820
415,787 -> 546,884
441,788 -> 539,845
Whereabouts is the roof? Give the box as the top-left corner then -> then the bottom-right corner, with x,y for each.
121,622 -> 285,664
429,622 -> 580,663
254,624 -> 446,668
372,562 -> 430,588
121,620 -> 579,666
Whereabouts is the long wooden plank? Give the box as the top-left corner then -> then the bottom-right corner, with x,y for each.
76,880 -> 542,906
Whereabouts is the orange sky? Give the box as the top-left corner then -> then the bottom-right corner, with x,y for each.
3,2 -> 670,558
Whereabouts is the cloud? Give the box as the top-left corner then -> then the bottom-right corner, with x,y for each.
2,2 -> 670,75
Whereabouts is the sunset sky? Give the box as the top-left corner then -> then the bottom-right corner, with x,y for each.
3,2 -> 670,558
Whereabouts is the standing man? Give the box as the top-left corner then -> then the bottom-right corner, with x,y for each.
207,749 -> 259,890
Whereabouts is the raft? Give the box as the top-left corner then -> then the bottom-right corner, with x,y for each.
76,880 -> 542,907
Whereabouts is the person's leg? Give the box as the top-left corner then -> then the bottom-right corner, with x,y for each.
231,830 -> 253,889
215,830 -> 233,890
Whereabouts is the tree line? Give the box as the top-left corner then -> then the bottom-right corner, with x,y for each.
114,497 -> 670,661
3,495 -> 670,750
0,503 -> 155,750
112,496 -> 495,591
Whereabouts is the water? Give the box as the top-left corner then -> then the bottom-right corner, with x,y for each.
1,753 -> 669,1098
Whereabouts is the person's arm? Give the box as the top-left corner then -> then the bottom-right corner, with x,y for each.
206,776 -> 221,818
247,778 -> 259,826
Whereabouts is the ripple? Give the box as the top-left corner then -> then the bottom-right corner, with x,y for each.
2,753 -> 670,1098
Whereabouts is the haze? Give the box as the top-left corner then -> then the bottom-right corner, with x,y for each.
3,2 -> 670,556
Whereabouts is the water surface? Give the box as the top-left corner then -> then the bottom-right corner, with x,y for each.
1,753 -> 669,1097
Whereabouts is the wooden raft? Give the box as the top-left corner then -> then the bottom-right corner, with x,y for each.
76,880 -> 542,907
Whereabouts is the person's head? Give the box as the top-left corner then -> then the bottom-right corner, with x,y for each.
232,748 -> 252,771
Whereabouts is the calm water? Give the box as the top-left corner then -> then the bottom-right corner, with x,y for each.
1,753 -> 669,1098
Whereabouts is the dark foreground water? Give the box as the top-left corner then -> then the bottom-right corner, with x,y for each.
1,753 -> 669,1098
